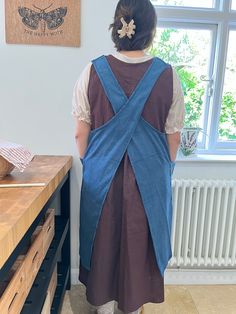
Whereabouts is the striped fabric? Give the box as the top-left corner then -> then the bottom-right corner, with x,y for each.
0,139 -> 34,172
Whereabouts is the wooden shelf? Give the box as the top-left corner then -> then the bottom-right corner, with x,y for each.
51,263 -> 70,314
0,155 -> 72,314
21,217 -> 69,314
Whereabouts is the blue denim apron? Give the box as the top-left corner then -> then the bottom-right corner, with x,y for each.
79,55 -> 175,277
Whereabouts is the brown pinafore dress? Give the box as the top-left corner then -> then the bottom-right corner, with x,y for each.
79,55 -> 173,313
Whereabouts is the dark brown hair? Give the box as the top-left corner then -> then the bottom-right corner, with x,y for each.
109,0 -> 157,51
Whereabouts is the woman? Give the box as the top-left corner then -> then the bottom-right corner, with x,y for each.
72,1 -> 185,313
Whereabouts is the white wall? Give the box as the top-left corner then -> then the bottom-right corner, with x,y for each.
0,0 -> 117,284
0,0 -> 235,284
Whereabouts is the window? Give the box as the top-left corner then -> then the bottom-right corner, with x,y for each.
218,30 -> 236,143
150,1 -> 236,154
151,0 -> 214,8
232,0 -> 236,10
151,25 -> 215,146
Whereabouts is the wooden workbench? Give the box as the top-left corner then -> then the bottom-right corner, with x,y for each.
0,155 -> 72,313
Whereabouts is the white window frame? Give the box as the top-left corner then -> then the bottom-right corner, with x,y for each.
156,22 -> 217,150
152,0 -> 218,10
153,0 -> 236,155
212,25 -> 236,152
231,0 -> 236,10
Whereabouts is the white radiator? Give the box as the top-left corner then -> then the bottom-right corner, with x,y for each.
169,179 -> 236,269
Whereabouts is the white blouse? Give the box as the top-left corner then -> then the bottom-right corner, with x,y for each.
72,52 -> 185,134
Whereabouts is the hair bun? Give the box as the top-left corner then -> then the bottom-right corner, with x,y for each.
110,0 -> 157,51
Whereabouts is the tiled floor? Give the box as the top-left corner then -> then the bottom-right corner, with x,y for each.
61,284 -> 236,314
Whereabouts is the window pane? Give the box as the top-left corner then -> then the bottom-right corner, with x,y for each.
151,0 -> 214,8
232,0 -> 236,10
150,27 -> 213,133
218,31 -> 236,142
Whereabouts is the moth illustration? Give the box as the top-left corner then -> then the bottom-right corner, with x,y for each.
18,4 -> 67,32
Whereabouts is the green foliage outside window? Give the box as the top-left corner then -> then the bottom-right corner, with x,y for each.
220,93 -> 236,140
149,28 -> 236,140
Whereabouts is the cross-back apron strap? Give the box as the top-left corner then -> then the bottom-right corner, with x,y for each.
92,55 -> 169,116
92,56 -> 127,113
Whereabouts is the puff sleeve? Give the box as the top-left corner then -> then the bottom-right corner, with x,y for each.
165,67 -> 185,134
71,62 -> 92,124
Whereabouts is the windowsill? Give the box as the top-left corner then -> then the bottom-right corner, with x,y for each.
176,153 -> 236,162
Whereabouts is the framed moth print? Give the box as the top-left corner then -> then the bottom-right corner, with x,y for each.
5,0 -> 81,47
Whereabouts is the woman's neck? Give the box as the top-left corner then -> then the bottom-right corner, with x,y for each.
118,50 -> 146,58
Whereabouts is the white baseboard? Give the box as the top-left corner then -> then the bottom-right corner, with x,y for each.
165,268 -> 236,284
71,267 -> 236,286
71,268 -> 80,285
